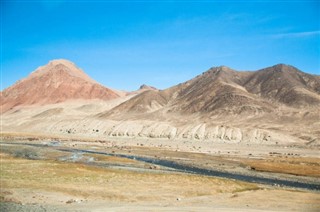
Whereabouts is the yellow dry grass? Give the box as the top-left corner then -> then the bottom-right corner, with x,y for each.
0,153 -> 259,202
243,157 -> 320,177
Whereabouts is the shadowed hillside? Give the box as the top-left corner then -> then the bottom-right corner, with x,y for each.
101,64 -> 320,118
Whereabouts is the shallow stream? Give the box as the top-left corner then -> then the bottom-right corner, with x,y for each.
1,141 -> 320,191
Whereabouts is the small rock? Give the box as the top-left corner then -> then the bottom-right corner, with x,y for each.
66,199 -> 75,204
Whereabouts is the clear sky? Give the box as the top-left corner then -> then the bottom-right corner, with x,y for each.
1,0 -> 320,91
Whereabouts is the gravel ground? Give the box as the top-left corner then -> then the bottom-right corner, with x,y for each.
0,202 -> 68,212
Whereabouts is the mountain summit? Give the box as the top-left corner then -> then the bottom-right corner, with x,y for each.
103,64 -> 320,118
29,59 -> 97,84
1,59 -> 121,112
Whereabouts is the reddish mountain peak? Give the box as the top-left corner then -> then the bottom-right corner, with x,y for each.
30,59 -> 96,84
1,59 -> 121,113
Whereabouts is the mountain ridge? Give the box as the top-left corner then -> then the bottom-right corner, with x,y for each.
1,60 -> 319,145
101,63 -> 319,119
2,60 -> 320,115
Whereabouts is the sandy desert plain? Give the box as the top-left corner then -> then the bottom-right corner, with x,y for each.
1,60 -> 320,211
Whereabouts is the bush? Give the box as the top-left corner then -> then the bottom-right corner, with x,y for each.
13,148 -> 39,160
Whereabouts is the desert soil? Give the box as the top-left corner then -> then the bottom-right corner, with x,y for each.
1,137 -> 320,211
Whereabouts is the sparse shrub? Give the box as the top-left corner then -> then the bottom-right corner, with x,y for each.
13,148 -> 39,160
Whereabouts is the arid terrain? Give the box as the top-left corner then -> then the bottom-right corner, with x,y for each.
1,138 -> 320,211
1,59 -> 320,211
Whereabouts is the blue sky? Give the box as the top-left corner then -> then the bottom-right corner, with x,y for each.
1,1 -> 320,91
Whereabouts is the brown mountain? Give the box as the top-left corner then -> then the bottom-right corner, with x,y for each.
243,64 -> 320,106
0,59 -> 122,113
2,61 -> 319,117
1,61 -> 319,145
102,64 -> 320,118
125,84 -> 159,97
139,84 -> 158,91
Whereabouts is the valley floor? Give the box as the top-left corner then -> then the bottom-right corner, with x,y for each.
0,134 -> 319,211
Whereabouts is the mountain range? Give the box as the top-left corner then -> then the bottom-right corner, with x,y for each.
102,64 -> 320,119
1,59 -> 319,146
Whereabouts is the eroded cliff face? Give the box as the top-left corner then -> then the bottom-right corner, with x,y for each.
1,105 -> 311,146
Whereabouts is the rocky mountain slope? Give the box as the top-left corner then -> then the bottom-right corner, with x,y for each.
0,59 -> 124,113
102,64 -> 320,119
243,64 -> 320,106
1,60 -> 319,145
